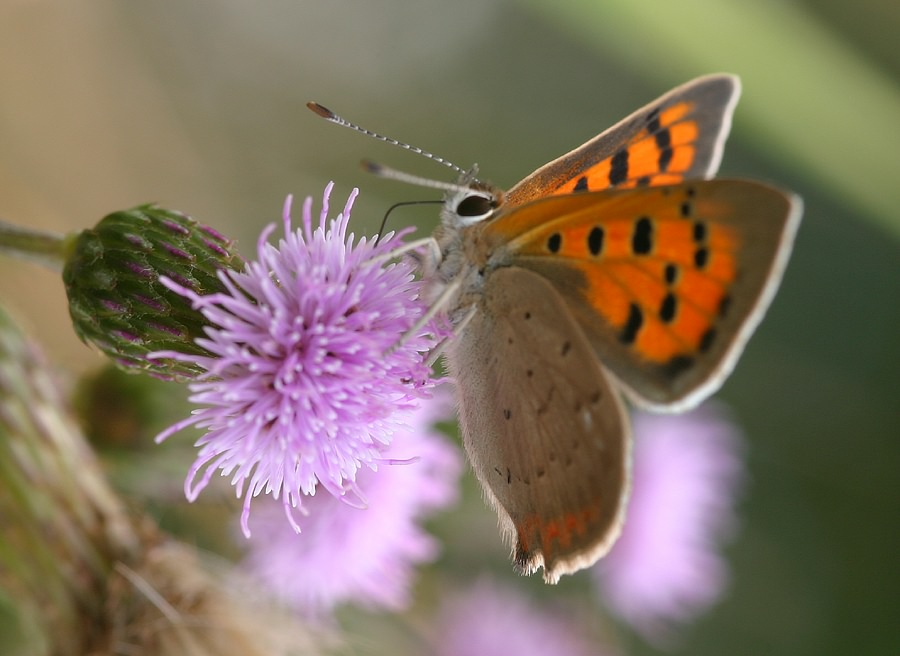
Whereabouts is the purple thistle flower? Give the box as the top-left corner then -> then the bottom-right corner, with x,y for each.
593,403 -> 745,645
432,578 -> 614,656
153,183 -> 440,536
240,388 -> 462,618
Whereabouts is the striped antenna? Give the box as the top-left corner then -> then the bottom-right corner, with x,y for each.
361,159 -> 478,195
307,101 -> 469,177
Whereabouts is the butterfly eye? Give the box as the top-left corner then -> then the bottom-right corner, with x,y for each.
453,192 -> 497,225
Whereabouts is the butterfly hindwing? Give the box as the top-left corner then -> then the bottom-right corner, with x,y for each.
483,179 -> 801,410
446,267 -> 630,583
504,74 -> 740,208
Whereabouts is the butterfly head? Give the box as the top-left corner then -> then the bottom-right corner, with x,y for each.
443,170 -> 504,228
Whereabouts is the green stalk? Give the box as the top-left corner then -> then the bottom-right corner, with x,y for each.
0,220 -> 72,272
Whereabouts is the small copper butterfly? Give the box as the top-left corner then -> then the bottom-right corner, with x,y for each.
309,74 -> 801,583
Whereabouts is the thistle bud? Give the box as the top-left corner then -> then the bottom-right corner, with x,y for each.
62,204 -> 243,379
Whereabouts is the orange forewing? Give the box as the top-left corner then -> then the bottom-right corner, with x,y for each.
552,101 -> 701,195
504,75 -> 739,209
483,178 -> 798,408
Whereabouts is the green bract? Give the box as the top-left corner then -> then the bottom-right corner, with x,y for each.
62,205 -> 243,379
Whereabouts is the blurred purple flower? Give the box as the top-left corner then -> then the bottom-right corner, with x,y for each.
241,388 -> 461,618
432,578 -> 612,656
153,184 -> 439,536
593,403 -> 745,644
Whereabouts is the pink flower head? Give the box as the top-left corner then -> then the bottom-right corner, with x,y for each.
241,388 -> 462,619
432,578 -> 612,656
593,403 -> 745,644
154,184 -> 439,536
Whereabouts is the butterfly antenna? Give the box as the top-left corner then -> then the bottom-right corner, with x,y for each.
362,160 -> 479,195
307,101 -> 470,178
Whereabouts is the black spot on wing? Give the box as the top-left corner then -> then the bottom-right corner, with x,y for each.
655,128 -> 673,171
718,294 -> 732,317
609,149 -> 629,186
694,247 -> 709,269
662,355 -> 693,378
588,226 -> 604,256
699,328 -> 716,353
547,232 -> 562,253
632,217 -> 653,255
654,126 -> 671,148
665,263 -> 679,285
620,303 -> 643,345
693,221 -> 707,243
659,293 -> 677,323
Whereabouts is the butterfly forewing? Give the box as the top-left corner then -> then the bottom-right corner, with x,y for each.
447,267 -> 630,584
483,179 -> 801,410
504,74 -> 740,208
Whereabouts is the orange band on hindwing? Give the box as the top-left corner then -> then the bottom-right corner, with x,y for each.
514,504 -> 602,567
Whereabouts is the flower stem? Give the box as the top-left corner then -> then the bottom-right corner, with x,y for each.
0,219 -> 72,271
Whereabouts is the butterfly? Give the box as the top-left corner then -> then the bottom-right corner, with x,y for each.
309,74 -> 801,584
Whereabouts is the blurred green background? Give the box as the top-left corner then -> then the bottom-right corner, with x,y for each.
0,1 -> 897,655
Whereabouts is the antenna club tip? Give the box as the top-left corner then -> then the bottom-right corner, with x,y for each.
306,101 -> 335,119
361,159 -> 383,174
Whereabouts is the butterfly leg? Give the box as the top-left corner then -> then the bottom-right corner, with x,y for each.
386,275 -> 463,355
425,304 -> 477,367
364,236 -> 441,270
